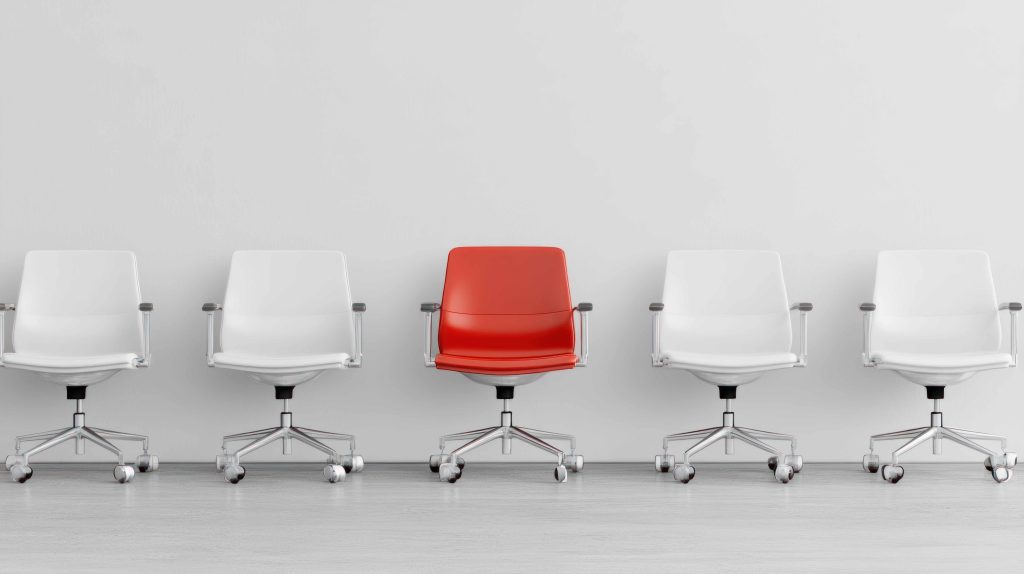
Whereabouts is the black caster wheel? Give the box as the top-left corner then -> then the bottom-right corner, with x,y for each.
862,454 -> 880,473
438,462 -> 460,483
455,456 -> 465,470
113,464 -> 135,484
428,454 -> 442,473
323,464 -> 347,483
880,464 -> 904,484
672,464 -> 695,484
992,466 -> 1013,483
136,454 -> 159,473
784,454 -> 803,473
224,464 -> 246,484
655,454 -> 675,473
554,465 -> 568,483
774,464 -> 795,484
768,456 -> 779,471
341,454 -> 364,474
10,463 -> 32,483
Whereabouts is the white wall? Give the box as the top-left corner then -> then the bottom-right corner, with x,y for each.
2,1 -> 1023,463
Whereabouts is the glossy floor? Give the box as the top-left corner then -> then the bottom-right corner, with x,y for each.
1,462 -> 1019,573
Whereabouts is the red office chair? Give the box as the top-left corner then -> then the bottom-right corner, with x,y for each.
421,246 -> 591,483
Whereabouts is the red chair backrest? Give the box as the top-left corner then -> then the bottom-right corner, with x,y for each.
438,246 -> 575,358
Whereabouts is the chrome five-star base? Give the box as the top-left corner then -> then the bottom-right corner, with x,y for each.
428,400 -> 584,483
656,399 -> 803,484
4,398 -> 156,484
215,398 -> 364,484
863,399 -> 1017,484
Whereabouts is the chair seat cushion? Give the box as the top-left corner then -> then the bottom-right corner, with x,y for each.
435,353 -> 578,375
212,352 -> 349,374
871,351 -> 1012,373
660,350 -> 799,373
2,352 -> 139,373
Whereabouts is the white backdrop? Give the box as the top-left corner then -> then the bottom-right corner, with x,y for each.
1,1 -> 1022,462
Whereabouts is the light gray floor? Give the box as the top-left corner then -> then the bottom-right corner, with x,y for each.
1,462 -> 1020,573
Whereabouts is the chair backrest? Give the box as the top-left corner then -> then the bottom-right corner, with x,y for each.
660,250 -> 792,355
220,251 -> 354,356
438,246 -> 575,358
871,250 -> 1001,354
13,251 -> 143,356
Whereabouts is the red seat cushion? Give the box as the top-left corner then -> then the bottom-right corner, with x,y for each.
436,246 -> 577,376
435,353 -> 578,375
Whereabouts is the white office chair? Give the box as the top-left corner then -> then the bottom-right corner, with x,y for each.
860,250 -> 1019,484
1,251 -> 156,484
205,251 -> 365,484
650,251 -> 811,484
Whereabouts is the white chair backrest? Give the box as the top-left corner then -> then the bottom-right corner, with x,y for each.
220,251 -> 354,357
872,250 -> 1001,354
13,251 -> 143,356
660,250 -> 792,355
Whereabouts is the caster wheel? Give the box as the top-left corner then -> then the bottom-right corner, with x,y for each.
984,456 -> 994,471
10,463 -> 33,483
136,454 -> 159,473
455,456 -> 466,470
341,454 -> 364,474
768,456 -> 779,471
224,464 -> 246,484
554,465 -> 568,483
881,464 -> 904,484
113,465 -> 135,484
323,464 -> 347,483
672,464 -> 695,484
438,462 -> 460,483
655,454 -> 675,473
785,454 -> 803,474
992,466 -> 1013,483
774,464 -> 795,484
863,454 -> 880,473
215,454 -> 231,471
5,455 -> 25,471
428,454 -> 442,473
1005,452 -> 1018,469
565,454 -> 584,473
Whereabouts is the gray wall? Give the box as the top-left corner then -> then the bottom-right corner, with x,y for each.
2,1 -> 1023,462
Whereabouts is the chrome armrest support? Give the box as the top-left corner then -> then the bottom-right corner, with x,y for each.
422,302 -> 440,367
346,303 -> 366,368
1000,302 -> 1021,367
789,302 -> 812,366
203,303 -> 222,367
650,303 -> 665,367
0,303 -> 15,367
136,303 -> 154,367
860,303 -> 876,367
575,303 -> 592,367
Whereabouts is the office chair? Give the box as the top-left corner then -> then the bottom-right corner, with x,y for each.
2,251 -> 156,484
205,251 -> 365,484
422,246 -> 591,483
860,250 -> 1018,484
650,251 -> 810,484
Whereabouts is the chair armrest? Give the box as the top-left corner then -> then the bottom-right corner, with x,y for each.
0,303 -> 14,364
1000,303 -> 1021,366
650,303 -> 664,366
347,303 -> 366,367
860,302 -> 876,366
789,302 -> 812,364
136,303 -> 154,367
422,302 -> 440,366
203,303 -> 223,366
574,303 -> 592,366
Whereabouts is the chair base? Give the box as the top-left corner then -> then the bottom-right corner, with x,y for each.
4,399 -> 154,484
216,402 -> 363,484
657,399 -> 802,484
429,400 -> 583,483
864,403 -> 1017,484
